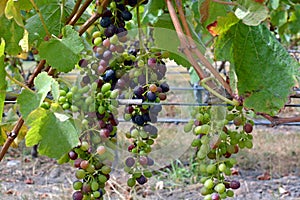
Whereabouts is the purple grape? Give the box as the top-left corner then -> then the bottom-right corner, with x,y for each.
147,91 -> 157,102
104,24 -> 117,38
139,156 -> 148,166
102,50 -> 112,61
79,59 -> 88,67
100,17 -> 111,28
133,114 -> 144,126
230,180 -> 241,189
211,193 -> 220,200
121,10 -> 132,21
68,150 -> 78,160
160,82 -> 170,92
147,157 -> 154,166
147,58 -> 156,68
125,157 -> 135,167
72,191 -> 83,200
133,86 -> 144,98
136,175 -> 147,185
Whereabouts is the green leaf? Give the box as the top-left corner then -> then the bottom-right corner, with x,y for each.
235,0 -> 268,26
25,0 -> 65,46
0,39 -> 6,123
270,9 -> 288,27
39,25 -> 84,72
0,0 -> 8,17
5,0 -> 24,27
142,0 -> 165,23
270,0 -> 279,10
19,0 -> 32,10
17,72 -> 60,118
0,16 -> 23,55
288,5 -> 300,34
215,22 -> 298,115
25,108 -> 79,159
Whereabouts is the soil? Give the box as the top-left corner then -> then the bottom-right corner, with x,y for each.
0,146 -> 300,200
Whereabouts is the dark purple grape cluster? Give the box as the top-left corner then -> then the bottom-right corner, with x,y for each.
97,0 -> 148,38
69,141 -> 112,200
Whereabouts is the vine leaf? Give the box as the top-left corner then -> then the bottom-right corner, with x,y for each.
142,0 -> 165,23
25,108 -> 79,159
214,22 -> 298,115
5,0 -> 24,27
199,0 -> 230,26
0,16 -> 23,55
0,39 -> 6,123
17,72 -> 59,118
235,0 -> 268,26
288,5 -> 300,34
209,12 -> 240,36
25,0 -> 65,46
39,25 -> 84,72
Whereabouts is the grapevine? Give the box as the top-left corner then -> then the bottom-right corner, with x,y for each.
0,0 -> 299,200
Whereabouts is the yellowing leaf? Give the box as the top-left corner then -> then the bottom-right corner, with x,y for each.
0,123 -> 28,147
5,0 -> 24,27
0,0 -> 8,17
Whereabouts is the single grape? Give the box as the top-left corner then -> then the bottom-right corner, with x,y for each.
147,58 -> 156,67
121,10 -> 132,21
204,179 -> 214,189
127,177 -> 136,187
80,160 -> 89,170
147,91 -> 157,102
218,163 -> 227,172
160,82 -> 170,92
136,175 -> 147,185
80,141 -> 89,151
82,182 -> 91,194
100,17 -> 112,28
139,156 -> 148,166
68,150 -> 78,160
97,146 -> 106,155
233,116 -> 243,126
125,157 -> 135,167
230,180 -> 241,189
243,123 -> 253,133
211,193 -> 220,200
73,180 -> 83,190
214,183 -> 226,194
72,191 -> 83,200
75,169 -> 86,179
206,164 -> 217,174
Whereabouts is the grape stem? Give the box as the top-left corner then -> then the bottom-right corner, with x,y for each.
78,12 -> 102,36
29,0 -> 51,37
175,0 -> 233,97
201,77 -> 239,106
5,72 -> 34,94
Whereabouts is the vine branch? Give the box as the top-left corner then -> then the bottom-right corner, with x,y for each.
175,0 -> 233,96
66,0 -> 82,24
165,0 -> 206,80
211,0 -> 238,6
69,0 -> 93,25
78,12 -> 101,36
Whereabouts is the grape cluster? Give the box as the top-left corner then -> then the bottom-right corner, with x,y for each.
68,141 -> 112,200
184,105 -> 254,199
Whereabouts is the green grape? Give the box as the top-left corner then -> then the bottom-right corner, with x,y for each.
200,186 -> 212,195
91,181 -> 99,191
201,135 -> 210,144
85,96 -> 93,105
75,169 -> 86,179
59,90 -> 67,96
206,164 -> 216,174
218,163 -> 227,172
110,89 -> 119,99
219,192 -> 227,199
62,102 -> 70,110
191,139 -> 201,147
93,191 -> 101,198
98,174 -> 107,183
81,141 -> 89,151
200,177 -> 209,184
143,170 -> 152,178
82,119 -> 89,126
227,189 -> 234,197
127,178 -> 136,187
203,194 -> 212,200
197,150 -> 207,160
71,105 -> 79,112
94,37 -> 102,46
199,164 -> 207,173
184,123 -> 193,133
101,83 -> 111,93
98,106 -> 106,114
244,140 -> 253,149
59,96 -> 66,103
204,179 -> 214,189
101,165 -> 111,174
214,183 -> 226,194
73,180 -> 83,190
224,168 -> 232,176
238,141 -> 245,149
